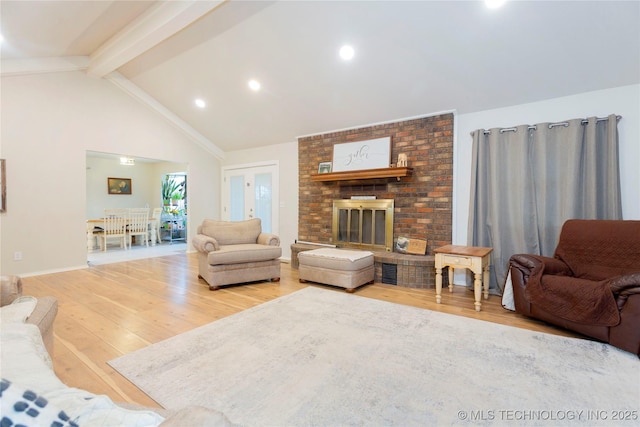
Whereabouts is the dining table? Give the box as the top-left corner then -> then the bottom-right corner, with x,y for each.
86,218 -> 158,252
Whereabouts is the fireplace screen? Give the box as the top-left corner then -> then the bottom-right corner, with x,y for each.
332,199 -> 394,251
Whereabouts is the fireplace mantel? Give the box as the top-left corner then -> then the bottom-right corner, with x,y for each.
311,167 -> 413,182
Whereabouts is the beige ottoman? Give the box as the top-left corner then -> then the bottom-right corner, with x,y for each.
298,248 -> 374,293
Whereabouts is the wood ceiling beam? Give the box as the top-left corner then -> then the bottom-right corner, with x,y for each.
87,0 -> 226,78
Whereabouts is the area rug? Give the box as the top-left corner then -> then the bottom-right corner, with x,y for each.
109,287 -> 639,426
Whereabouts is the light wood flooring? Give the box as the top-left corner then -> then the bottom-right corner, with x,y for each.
21,253 -> 580,409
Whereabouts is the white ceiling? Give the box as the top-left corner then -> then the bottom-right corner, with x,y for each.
2,1 -> 639,153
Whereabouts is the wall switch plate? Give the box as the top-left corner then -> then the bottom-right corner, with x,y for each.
13,252 -> 22,261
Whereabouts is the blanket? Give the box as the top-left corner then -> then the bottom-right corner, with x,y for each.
523,220 -> 640,326
520,254 -> 620,326
536,274 -> 619,326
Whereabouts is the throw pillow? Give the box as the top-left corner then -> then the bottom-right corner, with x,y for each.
0,378 -> 78,427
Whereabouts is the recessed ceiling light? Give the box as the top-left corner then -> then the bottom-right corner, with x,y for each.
195,99 -> 206,108
339,45 -> 355,61
248,79 -> 261,91
485,0 -> 506,9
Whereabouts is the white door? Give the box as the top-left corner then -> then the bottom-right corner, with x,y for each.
222,163 -> 279,234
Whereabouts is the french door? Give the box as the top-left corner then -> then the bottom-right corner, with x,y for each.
222,162 -> 279,234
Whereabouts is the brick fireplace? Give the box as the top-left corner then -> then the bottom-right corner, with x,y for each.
295,113 -> 454,288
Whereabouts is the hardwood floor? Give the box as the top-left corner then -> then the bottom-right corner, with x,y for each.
22,253 -> 579,409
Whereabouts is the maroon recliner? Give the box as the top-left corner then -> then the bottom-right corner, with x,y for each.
509,219 -> 640,357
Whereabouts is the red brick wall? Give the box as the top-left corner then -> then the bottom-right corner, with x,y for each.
297,114 -> 454,254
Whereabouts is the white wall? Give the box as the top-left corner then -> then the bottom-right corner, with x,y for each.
223,141 -> 298,261
87,157 -> 150,218
454,84 -> 640,246
0,71 -> 221,276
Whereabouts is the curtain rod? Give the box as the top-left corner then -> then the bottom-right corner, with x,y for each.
481,115 -> 621,135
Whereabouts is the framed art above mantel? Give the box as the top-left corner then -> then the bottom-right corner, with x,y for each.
332,137 -> 391,172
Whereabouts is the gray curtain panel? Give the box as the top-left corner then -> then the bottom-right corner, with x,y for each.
468,114 -> 622,294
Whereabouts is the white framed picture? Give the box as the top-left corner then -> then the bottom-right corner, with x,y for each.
332,137 -> 391,172
318,162 -> 332,174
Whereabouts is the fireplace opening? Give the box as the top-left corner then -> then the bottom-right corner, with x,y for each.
332,199 -> 394,251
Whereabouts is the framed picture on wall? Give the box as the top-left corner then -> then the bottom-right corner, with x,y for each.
108,177 -> 132,195
318,162 -> 332,174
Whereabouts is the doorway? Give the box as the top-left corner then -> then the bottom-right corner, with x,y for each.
86,151 -> 188,265
222,162 -> 279,234
161,172 -> 187,244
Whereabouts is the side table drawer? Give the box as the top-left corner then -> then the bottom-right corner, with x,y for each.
443,255 -> 472,267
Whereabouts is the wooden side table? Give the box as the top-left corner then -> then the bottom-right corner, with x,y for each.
434,245 -> 493,312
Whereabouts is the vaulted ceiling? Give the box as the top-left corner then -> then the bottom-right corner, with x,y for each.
2,1 -> 639,153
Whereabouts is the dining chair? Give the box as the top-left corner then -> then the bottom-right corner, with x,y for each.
96,208 -> 128,251
127,208 -> 150,248
152,207 -> 163,244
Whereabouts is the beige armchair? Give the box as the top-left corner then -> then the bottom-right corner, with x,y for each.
193,218 -> 281,290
